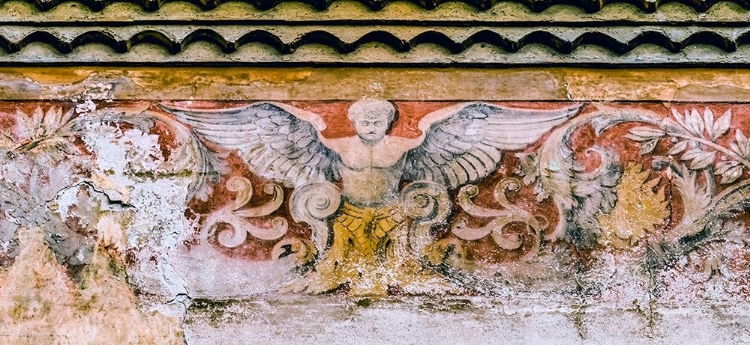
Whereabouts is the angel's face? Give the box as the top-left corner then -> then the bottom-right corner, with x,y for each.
353,113 -> 390,144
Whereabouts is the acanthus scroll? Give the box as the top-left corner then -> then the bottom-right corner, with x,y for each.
400,180 -> 451,256
452,178 -> 548,257
199,176 -> 287,248
289,182 -> 342,255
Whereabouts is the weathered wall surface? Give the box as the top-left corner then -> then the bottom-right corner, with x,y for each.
2,0 -> 750,342
0,67 -> 749,344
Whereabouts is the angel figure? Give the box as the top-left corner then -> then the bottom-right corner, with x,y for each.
165,100 -> 580,295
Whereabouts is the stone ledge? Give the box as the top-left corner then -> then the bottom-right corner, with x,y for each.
3,67 -> 750,102
183,295 -> 750,345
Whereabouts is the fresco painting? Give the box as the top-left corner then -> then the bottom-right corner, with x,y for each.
1,100 -> 748,302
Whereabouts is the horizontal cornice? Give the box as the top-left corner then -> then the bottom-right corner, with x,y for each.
2,1 -> 750,25
0,0 -> 747,65
6,0 -> 750,12
1,26 -> 750,65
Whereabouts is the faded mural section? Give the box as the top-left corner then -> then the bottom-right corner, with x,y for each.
0,101 -> 749,343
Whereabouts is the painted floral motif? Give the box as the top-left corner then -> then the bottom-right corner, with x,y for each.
597,163 -> 669,249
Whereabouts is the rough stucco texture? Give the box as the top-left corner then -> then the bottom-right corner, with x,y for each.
1,96 -> 750,343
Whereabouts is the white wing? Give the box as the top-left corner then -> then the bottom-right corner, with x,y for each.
163,102 -> 339,187
404,103 -> 581,189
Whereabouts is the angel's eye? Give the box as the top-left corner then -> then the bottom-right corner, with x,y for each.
374,121 -> 383,126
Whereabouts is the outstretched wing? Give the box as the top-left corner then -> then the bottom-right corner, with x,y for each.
163,102 -> 338,188
404,103 -> 581,189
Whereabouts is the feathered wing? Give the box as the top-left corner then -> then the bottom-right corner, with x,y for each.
404,103 -> 581,189
162,102 -> 339,188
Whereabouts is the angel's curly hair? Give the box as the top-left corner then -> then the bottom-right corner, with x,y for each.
347,99 -> 397,125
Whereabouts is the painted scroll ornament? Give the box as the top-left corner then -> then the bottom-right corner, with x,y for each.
198,176 -> 286,248
452,178 -> 548,258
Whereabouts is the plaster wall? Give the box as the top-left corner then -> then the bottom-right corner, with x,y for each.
0,67 -> 749,344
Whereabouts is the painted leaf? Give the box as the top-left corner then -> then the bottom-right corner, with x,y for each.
639,138 -> 659,155
668,140 -> 688,155
626,126 -> 665,141
732,129 -> 750,159
716,160 -> 741,175
623,134 -> 644,142
703,107 -> 715,139
32,107 -> 46,139
689,151 -> 716,170
681,147 -> 704,161
716,160 -> 743,184
42,107 -> 61,135
672,108 -> 687,129
711,110 -> 732,141
686,108 -> 705,137
60,108 -> 75,128
14,109 -> 33,140
720,165 -> 743,184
